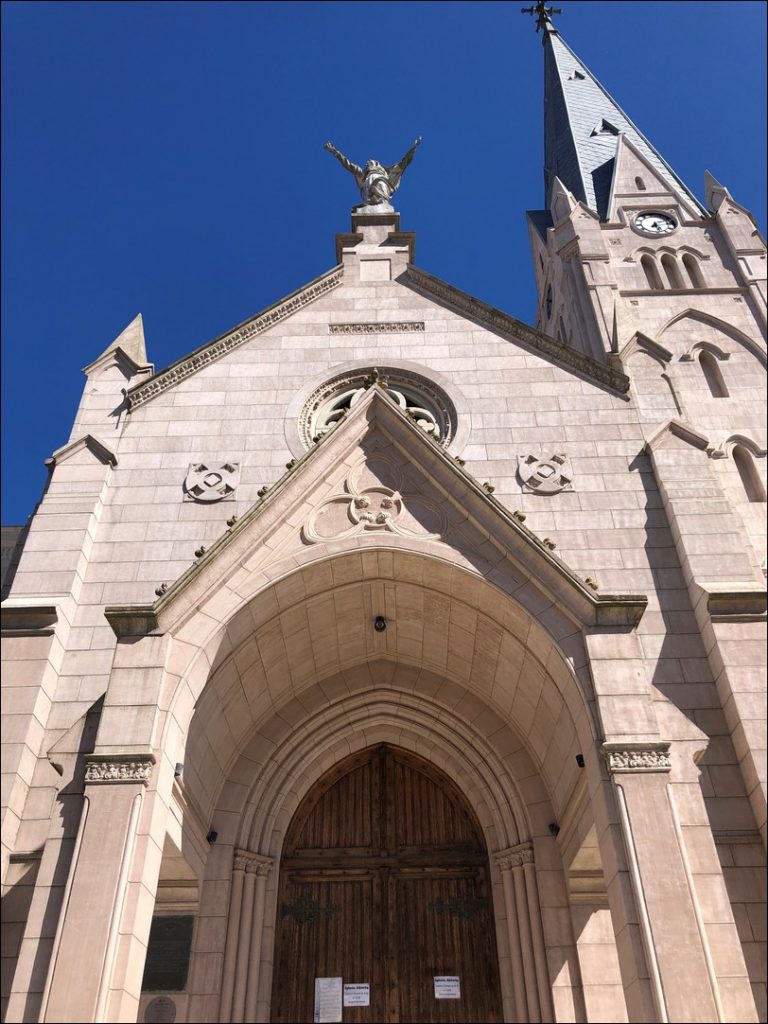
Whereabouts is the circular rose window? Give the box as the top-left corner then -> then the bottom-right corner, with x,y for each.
299,368 -> 456,448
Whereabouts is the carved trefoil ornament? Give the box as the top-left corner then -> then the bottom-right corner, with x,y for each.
184,462 -> 240,502
303,453 -> 446,544
518,453 -> 573,494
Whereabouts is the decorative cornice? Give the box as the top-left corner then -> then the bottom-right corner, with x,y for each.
602,742 -> 671,773
404,266 -> 630,395
329,321 -> 424,334
84,753 -> 155,784
495,842 -> 535,871
126,267 -> 344,409
233,849 -> 274,876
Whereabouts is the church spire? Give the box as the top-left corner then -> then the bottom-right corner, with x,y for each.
541,22 -> 706,219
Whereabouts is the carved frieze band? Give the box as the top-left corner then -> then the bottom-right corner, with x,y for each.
603,743 -> 672,773
494,842 -> 534,871
233,849 -> 274,877
405,266 -> 630,394
84,754 -> 155,784
329,321 -> 425,334
127,269 -> 344,408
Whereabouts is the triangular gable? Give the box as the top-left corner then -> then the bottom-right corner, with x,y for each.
48,434 -> 118,468
617,331 -> 673,369
644,418 -> 712,454
105,386 -> 646,639
607,136 -> 702,223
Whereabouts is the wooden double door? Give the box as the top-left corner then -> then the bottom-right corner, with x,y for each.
271,745 -> 503,1023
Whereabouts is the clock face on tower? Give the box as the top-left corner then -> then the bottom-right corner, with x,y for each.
633,211 -> 677,236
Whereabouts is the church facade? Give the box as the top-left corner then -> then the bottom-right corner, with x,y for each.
2,10 -> 766,1024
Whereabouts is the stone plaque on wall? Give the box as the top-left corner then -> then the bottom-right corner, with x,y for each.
144,996 -> 177,1023
141,915 -> 194,993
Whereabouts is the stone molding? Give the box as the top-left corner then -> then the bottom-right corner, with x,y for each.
1,602 -> 58,637
328,321 -> 425,334
126,267 -> 344,409
233,849 -> 274,876
699,582 -> 767,621
602,742 -> 671,773
494,842 -> 535,871
48,434 -> 118,468
84,753 -> 155,784
644,418 -> 711,454
404,265 -> 630,395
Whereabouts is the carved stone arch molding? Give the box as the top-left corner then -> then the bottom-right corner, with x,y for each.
679,339 -> 731,362
658,308 -> 768,367
203,680 -> 565,1024
709,432 -> 768,460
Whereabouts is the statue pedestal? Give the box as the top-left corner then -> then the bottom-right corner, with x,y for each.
335,209 -> 415,275
353,202 -> 395,215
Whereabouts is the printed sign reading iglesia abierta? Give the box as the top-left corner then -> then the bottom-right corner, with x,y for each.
434,976 -> 461,999
343,983 -> 370,1006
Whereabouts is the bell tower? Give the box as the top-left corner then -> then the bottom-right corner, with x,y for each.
524,3 -> 767,365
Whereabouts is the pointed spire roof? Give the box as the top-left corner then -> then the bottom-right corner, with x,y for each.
92,313 -> 148,369
542,26 -> 706,219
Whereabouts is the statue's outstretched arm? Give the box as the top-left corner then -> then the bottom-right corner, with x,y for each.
325,141 -> 361,177
392,137 -> 423,175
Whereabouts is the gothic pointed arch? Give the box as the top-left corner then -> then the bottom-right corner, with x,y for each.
659,309 -> 767,366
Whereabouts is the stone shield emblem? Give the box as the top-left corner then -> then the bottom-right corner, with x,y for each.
184,462 -> 240,502
517,454 -> 572,495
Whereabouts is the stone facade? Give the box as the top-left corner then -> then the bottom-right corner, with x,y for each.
2,17 -> 766,1024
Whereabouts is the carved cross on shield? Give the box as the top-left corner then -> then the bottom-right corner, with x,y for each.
517,453 -> 573,495
184,462 -> 240,502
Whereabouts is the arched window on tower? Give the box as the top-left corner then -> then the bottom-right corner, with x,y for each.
661,253 -> 684,289
641,254 -> 664,290
733,445 -> 767,503
699,350 -> 729,397
682,253 -> 705,288
635,176 -> 647,191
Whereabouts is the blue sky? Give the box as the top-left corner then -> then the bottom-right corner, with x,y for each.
2,0 -> 766,524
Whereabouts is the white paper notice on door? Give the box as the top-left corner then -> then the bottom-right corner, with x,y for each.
343,983 -> 370,1007
434,975 -> 461,999
314,977 -> 343,1023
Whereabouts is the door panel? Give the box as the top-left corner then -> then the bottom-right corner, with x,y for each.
272,873 -> 382,1024
270,745 -> 504,1023
392,871 -> 503,1024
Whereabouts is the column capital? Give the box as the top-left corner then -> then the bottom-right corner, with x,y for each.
602,741 -> 671,774
84,752 -> 155,785
234,848 -> 274,876
494,841 -> 534,871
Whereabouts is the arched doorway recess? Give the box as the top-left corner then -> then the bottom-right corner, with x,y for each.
270,744 -> 504,1023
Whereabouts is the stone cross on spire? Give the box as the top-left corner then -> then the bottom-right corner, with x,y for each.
521,0 -> 562,33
